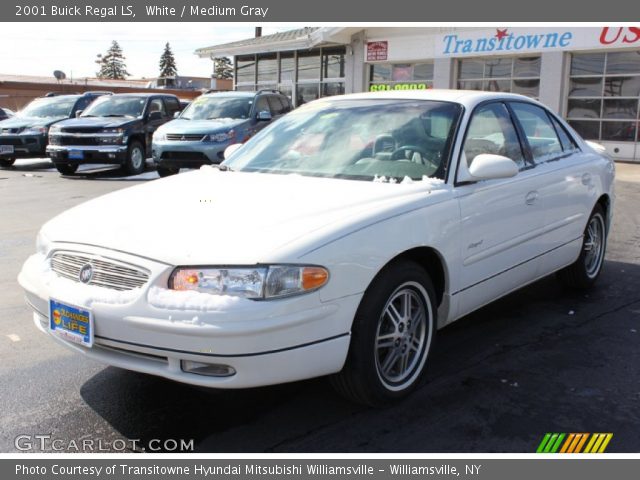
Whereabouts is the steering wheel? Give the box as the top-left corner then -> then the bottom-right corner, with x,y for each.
390,144 -> 439,169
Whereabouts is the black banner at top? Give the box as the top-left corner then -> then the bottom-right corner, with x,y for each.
6,0 -> 640,21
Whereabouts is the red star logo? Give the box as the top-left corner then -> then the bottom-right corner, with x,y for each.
495,28 -> 508,41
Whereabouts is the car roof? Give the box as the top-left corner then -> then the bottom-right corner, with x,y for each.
108,93 -> 177,98
310,89 -> 543,109
202,91 -> 257,99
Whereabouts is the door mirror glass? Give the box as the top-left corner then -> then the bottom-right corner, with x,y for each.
148,111 -> 163,121
173,111 -> 181,118
75,110 -> 83,118
468,154 -> 519,180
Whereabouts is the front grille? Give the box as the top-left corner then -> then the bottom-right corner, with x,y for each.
62,127 -> 103,134
59,136 -> 100,146
50,251 -> 150,291
161,151 -> 208,161
166,133 -> 206,142
0,138 -> 23,146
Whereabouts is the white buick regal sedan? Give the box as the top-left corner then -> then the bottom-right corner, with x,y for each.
19,90 -> 614,405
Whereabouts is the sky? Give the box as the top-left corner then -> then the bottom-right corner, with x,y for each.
0,23 -> 303,79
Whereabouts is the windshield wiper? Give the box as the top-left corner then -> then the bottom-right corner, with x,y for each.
101,114 -> 128,117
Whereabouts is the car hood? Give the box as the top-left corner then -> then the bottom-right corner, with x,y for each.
0,116 -> 63,129
157,118 -> 247,134
55,117 -> 137,129
41,168 -> 445,266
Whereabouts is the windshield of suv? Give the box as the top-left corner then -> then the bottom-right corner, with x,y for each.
81,96 -> 146,118
223,99 -> 462,181
180,96 -> 253,120
19,97 -> 77,118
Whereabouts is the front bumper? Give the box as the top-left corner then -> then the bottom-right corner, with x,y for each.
152,140 -> 228,169
47,145 -> 128,164
0,134 -> 47,158
18,247 -> 356,388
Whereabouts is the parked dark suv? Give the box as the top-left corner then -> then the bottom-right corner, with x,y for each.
152,90 -> 292,176
0,92 -> 109,167
47,93 -> 180,175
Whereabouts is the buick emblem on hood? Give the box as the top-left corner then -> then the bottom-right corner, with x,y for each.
79,264 -> 93,284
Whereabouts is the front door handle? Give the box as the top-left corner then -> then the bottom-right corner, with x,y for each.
525,191 -> 539,205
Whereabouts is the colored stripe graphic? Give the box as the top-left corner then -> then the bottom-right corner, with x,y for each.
537,433 -> 613,453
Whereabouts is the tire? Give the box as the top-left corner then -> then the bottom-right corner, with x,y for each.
558,204 -> 607,289
157,165 -> 179,177
0,158 -> 15,167
55,163 -> 78,175
125,141 -> 145,176
331,260 -> 437,406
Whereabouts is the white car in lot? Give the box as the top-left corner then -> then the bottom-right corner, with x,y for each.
19,90 -> 614,405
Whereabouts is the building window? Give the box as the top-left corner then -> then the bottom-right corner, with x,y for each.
297,50 -> 321,81
369,62 -> 434,91
567,51 -> 640,142
257,53 -> 278,84
457,56 -> 541,98
235,55 -> 256,87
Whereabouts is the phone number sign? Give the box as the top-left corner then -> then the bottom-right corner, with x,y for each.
367,41 -> 388,61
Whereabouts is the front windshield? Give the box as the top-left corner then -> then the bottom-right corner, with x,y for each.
20,97 -> 77,118
224,99 -> 462,181
181,96 -> 252,120
81,96 -> 146,118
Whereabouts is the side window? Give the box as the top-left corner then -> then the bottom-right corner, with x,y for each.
164,97 -> 180,116
510,102 -> 563,163
74,96 -> 93,113
254,96 -> 270,115
148,98 -> 166,115
267,96 -> 285,115
550,115 -> 579,153
464,103 -> 526,168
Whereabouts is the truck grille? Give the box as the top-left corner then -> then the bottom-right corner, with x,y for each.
165,133 -> 206,142
58,136 -> 100,146
50,251 -> 150,291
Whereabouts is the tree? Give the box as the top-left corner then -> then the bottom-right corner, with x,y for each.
95,41 -> 130,80
214,57 -> 233,80
159,42 -> 178,78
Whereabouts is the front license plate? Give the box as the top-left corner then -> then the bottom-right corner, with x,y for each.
49,298 -> 93,347
68,150 -> 84,160
0,145 -> 14,154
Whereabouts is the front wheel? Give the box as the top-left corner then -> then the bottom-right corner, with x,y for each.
125,141 -> 145,175
558,204 -> 607,289
331,260 -> 437,406
55,163 -> 78,175
0,158 -> 15,167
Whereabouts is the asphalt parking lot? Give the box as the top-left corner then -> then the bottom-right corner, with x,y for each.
0,158 -> 639,453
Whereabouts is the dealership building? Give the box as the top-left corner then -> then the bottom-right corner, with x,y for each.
196,27 -> 640,160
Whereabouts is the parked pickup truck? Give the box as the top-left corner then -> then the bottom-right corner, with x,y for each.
0,92 -> 109,167
47,93 -> 180,175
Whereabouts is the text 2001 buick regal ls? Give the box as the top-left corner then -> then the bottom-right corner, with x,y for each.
19,90 -> 614,405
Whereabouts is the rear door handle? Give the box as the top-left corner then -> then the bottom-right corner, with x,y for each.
525,191 -> 539,205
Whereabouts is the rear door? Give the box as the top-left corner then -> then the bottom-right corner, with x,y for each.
453,101 -> 550,317
508,101 -> 591,273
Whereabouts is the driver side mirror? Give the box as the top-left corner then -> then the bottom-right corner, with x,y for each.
256,110 -> 272,122
173,111 -> 181,118
75,110 -> 83,118
148,111 -> 163,122
468,154 -> 519,180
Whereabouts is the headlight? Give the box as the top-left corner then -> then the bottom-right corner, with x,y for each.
169,265 -> 329,299
207,130 -> 235,143
36,230 -> 52,255
102,128 -> 124,135
153,131 -> 166,142
49,125 -> 61,134
22,126 -> 47,135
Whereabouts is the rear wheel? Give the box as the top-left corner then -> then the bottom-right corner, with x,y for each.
330,260 -> 436,406
157,165 -> 179,177
0,158 -> 15,167
558,204 -> 607,289
55,163 -> 78,175
125,141 -> 145,175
